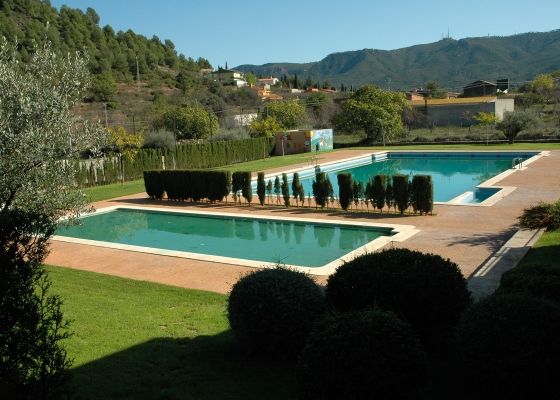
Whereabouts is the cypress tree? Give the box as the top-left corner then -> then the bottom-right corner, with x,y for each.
274,176 -> 281,206
392,174 -> 410,214
337,173 -> 354,211
281,173 -> 290,207
312,172 -> 327,209
373,175 -> 388,212
292,172 -> 301,207
257,172 -> 266,206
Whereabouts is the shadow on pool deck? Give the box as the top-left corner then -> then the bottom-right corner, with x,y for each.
46,149 -> 560,299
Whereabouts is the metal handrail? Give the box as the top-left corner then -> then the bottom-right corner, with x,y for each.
512,157 -> 523,169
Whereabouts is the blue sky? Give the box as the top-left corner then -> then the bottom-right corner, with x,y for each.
50,0 -> 559,69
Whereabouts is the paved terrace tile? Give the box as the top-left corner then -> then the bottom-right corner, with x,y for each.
47,149 -> 560,296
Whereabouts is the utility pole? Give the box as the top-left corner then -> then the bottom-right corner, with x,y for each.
103,103 -> 108,127
135,51 -> 140,93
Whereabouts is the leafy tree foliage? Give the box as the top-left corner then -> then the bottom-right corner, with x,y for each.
153,106 -> 218,140
1,37 -> 106,398
89,70 -> 117,101
495,110 -> 542,144
107,126 -> 144,162
305,91 -> 333,111
332,85 -> 409,141
266,100 -> 307,130
424,81 -> 446,98
249,116 -> 283,137
244,72 -> 257,86
0,37 -> 106,224
531,74 -> 554,93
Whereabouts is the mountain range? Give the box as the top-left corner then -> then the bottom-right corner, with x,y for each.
234,30 -> 560,91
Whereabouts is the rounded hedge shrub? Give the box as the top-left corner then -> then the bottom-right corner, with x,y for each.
297,308 -> 430,400
455,293 -> 560,399
227,266 -> 325,359
497,261 -> 560,303
326,248 -> 472,344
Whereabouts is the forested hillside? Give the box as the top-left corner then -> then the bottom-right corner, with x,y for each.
235,30 -> 560,90
0,0 -> 211,99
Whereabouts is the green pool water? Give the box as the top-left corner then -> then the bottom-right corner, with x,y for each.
56,208 -> 394,268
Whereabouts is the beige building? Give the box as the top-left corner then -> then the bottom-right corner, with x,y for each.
210,68 -> 247,87
409,96 -> 514,126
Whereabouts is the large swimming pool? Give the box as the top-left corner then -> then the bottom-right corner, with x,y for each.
54,206 -> 419,274
262,151 -> 541,204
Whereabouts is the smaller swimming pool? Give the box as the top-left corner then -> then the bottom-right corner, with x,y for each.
54,206 -> 419,275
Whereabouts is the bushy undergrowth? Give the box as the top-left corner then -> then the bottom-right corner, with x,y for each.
326,248 -> 472,345
142,129 -> 176,149
297,308 -> 430,400
226,266 -> 325,359
517,200 -> 560,231
455,293 -> 560,399
497,261 -> 560,302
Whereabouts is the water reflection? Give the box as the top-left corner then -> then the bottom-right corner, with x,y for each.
57,210 -> 392,266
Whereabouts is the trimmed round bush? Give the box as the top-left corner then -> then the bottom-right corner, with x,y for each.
297,308 -> 430,400
497,261 -> 560,303
455,293 -> 560,399
227,266 -> 325,359
326,248 -> 473,344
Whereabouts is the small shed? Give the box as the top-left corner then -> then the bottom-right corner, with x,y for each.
463,80 -> 497,97
275,129 -> 333,156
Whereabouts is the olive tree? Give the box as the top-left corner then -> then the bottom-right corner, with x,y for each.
495,110 -> 542,144
1,37 -> 106,397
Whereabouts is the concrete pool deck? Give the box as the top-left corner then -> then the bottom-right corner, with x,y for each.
46,149 -> 560,299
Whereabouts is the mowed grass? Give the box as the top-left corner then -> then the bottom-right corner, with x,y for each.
83,179 -> 147,203
516,228 -> 560,267
46,265 -> 297,400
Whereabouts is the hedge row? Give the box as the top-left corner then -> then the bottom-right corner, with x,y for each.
77,137 -> 275,187
337,173 -> 433,214
143,170 -> 253,203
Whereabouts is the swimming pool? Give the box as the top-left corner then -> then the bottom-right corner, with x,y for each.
258,151 -> 542,205
54,206 -> 419,275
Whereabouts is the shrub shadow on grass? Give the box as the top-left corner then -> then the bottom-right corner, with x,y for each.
70,330 -> 296,400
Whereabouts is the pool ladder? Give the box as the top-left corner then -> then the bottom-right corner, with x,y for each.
512,157 -> 523,169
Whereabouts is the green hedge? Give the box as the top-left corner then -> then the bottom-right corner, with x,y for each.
76,137 -> 275,187
297,309 -> 430,400
143,170 -> 236,203
143,170 -> 164,200
455,293 -> 560,399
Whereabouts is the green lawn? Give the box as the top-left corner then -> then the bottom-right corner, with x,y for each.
83,179 -> 147,203
516,228 -> 560,267
47,266 -> 297,400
